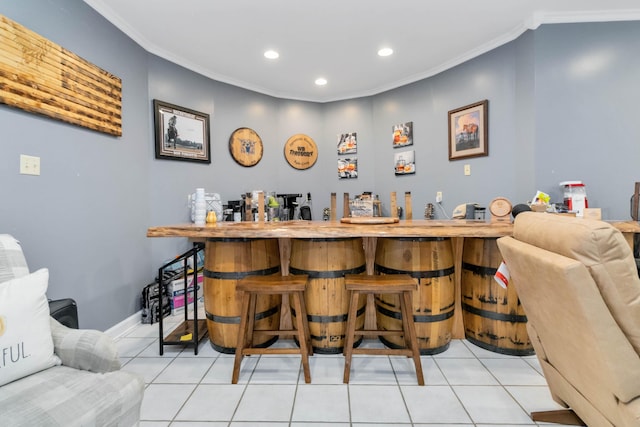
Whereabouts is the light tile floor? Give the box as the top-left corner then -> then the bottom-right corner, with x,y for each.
117,315 -> 572,427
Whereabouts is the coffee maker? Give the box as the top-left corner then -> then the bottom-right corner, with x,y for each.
226,200 -> 242,221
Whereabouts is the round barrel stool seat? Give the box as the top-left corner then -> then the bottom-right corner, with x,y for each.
232,275 -> 313,384
342,274 -> 424,386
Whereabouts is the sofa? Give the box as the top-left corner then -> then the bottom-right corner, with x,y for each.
0,234 -> 144,426
497,213 -> 640,426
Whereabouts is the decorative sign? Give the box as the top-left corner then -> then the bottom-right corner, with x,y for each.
489,197 -> 512,223
0,15 -> 122,136
229,127 -> 263,167
284,134 -> 318,170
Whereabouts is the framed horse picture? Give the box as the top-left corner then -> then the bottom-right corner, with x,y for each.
448,100 -> 488,161
153,100 -> 211,163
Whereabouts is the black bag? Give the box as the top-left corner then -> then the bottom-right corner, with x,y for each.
141,268 -> 185,324
141,281 -> 170,324
49,298 -> 79,329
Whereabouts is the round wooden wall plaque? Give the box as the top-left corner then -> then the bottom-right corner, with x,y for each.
284,134 -> 318,170
229,127 -> 263,167
489,197 -> 512,223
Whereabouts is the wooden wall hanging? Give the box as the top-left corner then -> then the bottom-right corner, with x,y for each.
489,197 -> 512,223
284,134 -> 318,170
229,127 -> 263,167
0,15 -> 122,136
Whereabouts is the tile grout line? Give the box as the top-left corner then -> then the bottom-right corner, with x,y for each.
167,345 -> 223,425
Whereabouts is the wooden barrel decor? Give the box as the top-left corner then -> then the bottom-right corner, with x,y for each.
461,237 -> 534,355
289,238 -> 367,354
374,237 -> 456,355
203,237 -> 281,353
284,134 -> 318,170
229,127 -> 263,167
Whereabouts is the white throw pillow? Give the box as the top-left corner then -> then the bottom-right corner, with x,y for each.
0,268 -> 61,386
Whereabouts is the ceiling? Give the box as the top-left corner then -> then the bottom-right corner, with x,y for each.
83,0 -> 640,103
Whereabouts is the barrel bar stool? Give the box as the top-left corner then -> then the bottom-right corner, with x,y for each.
342,274 -> 424,385
232,274 -> 313,384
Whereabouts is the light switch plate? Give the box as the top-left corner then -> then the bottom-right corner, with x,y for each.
20,155 -> 40,175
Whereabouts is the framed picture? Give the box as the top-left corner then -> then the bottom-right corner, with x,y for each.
338,157 -> 358,179
153,100 -> 211,163
392,121 -> 413,148
337,132 -> 357,154
448,100 -> 488,161
394,150 -> 415,175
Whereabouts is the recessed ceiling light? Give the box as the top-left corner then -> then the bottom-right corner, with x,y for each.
315,78 -> 327,86
264,50 -> 279,59
378,47 -> 393,57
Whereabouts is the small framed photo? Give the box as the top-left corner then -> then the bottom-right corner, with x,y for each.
153,99 -> 211,163
448,100 -> 488,161
392,121 -> 413,148
338,157 -> 358,179
394,150 -> 415,175
337,132 -> 357,154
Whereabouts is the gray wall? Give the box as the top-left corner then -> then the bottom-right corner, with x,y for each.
1,0 -> 638,329
534,22 -> 640,219
1,0 -> 151,330
370,40 -> 524,216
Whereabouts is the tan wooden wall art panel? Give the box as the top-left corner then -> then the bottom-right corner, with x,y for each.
0,15 -> 122,136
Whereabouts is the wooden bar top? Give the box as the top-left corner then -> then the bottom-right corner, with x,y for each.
148,219 -> 513,239
147,219 -> 640,239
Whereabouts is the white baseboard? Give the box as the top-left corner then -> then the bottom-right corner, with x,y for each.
105,310 -> 142,339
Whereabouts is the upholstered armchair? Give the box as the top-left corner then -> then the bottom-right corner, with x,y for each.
0,234 -> 144,426
497,213 -> 640,426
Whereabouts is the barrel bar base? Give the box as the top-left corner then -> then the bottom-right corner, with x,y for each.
209,336 -> 279,354
378,336 -> 450,355
465,336 -> 535,356
294,336 -> 364,354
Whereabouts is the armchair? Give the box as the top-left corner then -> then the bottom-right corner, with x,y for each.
0,234 -> 144,426
497,213 -> 640,426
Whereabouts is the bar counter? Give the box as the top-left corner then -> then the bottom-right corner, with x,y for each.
147,219 -> 516,239
147,219 -> 640,347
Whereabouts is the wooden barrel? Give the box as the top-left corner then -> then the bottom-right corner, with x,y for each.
289,238 -> 367,354
204,238 -> 282,354
374,237 -> 455,355
461,237 -> 533,355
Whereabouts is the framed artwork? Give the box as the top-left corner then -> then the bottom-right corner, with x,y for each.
392,121 -> 413,148
337,132 -> 357,154
153,100 -> 211,163
394,150 -> 415,175
338,157 -> 358,179
448,100 -> 488,160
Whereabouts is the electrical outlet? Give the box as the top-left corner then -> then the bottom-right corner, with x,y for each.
464,164 -> 471,176
20,155 -> 41,176
436,191 -> 443,203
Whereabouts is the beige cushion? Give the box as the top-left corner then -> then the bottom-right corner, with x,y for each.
513,212 -> 640,355
498,235 -> 640,407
